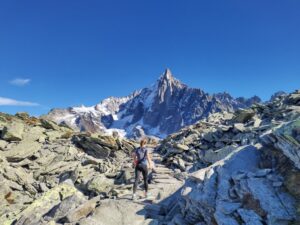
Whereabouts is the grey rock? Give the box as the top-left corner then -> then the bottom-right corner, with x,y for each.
217,201 -> 241,215
13,182 -> 80,225
173,145 -> 297,224
233,109 -> 255,123
261,120 -> 300,169
40,119 -> 61,130
1,121 -> 24,141
237,209 -> 263,225
79,199 -> 147,225
174,143 -> 189,151
3,140 -> 42,162
214,211 -> 239,225
86,175 -> 114,195
202,146 -> 236,164
64,196 -> 100,223
44,193 -> 86,222
0,140 -> 8,150
233,123 -> 246,132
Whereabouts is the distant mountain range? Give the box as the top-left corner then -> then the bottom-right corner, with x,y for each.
46,69 -> 261,138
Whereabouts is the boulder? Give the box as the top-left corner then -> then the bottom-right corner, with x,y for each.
86,175 -> 114,195
233,109 -> 255,123
79,199 -> 147,225
45,130 -> 64,141
72,134 -> 114,159
15,112 -> 30,120
237,209 -> 263,225
13,181 -> 79,225
116,168 -> 133,184
44,192 -> 86,222
172,145 -> 297,224
233,123 -> 246,132
173,157 -> 186,171
3,140 -> 42,162
1,121 -> 24,141
3,167 -> 37,195
261,119 -> 300,169
286,90 -> 300,105
202,146 -> 236,164
23,126 -> 46,142
0,140 -> 8,150
174,143 -> 189,151
41,119 -> 61,130
253,117 -> 262,128
63,196 -> 100,223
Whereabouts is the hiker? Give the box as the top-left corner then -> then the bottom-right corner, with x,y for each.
132,139 -> 152,200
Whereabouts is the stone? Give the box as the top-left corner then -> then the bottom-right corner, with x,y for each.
252,169 -> 272,178
203,132 -> 214,142
202,146 -> 236,164
64,196 -> 100,223
86,175 -> 114,195
15,112 -> 30,120
245,177 -> 296,223
174,143 -> 189,151
79,199 -> 147,225
233,123 -> 246,132
215,141 -> 225,149
3,167 -> 37,195
261,120 -> 300,169
72,135 -> 113,159
253,117 -> 262,128
46,130 -> 63,141
13,182 -> 79,225
23,126 -> 46,142
174,157 -> 186,171
173,145 -> 297,224
214,211 -> 239,225
286,91 -> 300,105
116,169 -> 133,184
217,201 -> 241,215
1,121 -> 24,141
39,183 -> 49,192
237,209 -> 263,225
233,109 -> 255,123
3,140 -> 42,162
44,192 -> 86,222
0,140 -> 8,150
41,119 -> 61,130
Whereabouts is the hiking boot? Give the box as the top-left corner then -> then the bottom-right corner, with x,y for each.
132,194 -> 137,201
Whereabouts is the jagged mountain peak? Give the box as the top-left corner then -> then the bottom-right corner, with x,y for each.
162,68 -> 173,80
156,68 -> 186,95
47,69 -> 261,138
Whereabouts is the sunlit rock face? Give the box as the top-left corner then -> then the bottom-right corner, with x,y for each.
47,69 -> 260,138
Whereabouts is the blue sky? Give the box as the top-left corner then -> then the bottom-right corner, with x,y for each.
0,0 -> 300,116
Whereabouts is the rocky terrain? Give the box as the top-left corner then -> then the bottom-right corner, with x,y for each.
1,89 -> 300,225
158,90 -> 299,172
151,90 -> 300,224
0,113 -> 137,224
46,69 -> 261,138
0,112 -> 183,225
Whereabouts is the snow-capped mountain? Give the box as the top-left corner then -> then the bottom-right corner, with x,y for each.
46,69 -> 261,138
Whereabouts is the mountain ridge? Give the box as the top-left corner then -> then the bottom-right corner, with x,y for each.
46,69 -> 261,137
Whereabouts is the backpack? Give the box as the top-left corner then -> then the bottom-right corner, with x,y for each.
135,147 -> 148,165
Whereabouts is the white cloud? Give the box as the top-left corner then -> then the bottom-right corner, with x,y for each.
0,97 -> 39,106
10,78 -> 31,86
